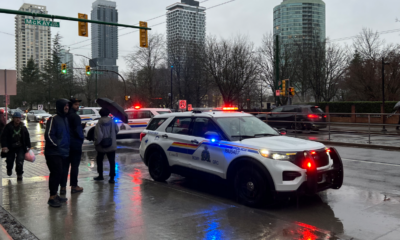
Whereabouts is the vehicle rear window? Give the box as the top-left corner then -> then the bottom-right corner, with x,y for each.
147,118 -> 167,130
311,107 -> 324,113
157,111 -> 171,115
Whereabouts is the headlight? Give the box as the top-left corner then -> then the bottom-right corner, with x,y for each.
259,149 -> 270,158
271,153 -> 291,160
37,115 -> 42,118
87,122 -> 97,127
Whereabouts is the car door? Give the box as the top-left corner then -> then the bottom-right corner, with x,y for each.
268,107 -> 284,128
161,117 -> 194,167
188,117 -> 226,177
282,106 -> 297,128
127,110 -> 153,132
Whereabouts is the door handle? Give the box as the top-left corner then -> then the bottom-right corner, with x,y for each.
162,134 -> 168,138
191,140 -> 199,144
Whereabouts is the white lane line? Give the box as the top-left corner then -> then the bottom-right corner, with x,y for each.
342,158 -> 400,167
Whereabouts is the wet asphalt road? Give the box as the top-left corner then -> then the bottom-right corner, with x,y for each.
1,121 -> 400,240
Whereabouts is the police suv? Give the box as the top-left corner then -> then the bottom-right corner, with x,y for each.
83,107 -> 171,141
139,110 -> 344,207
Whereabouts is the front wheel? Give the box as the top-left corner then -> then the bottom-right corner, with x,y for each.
148,150 -> 171,182
234,166 -> 268,207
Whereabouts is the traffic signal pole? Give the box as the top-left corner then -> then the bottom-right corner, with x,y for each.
0,8 -> 152,30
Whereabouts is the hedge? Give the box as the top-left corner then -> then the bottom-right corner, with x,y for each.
298,101 -> 398,113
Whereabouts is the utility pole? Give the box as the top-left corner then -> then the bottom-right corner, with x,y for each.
170,65 -> 173,109
381,58 -> 390,132
275,35 -> 280,106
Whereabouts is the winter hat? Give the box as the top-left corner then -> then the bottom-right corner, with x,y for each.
12,112 -> 22,118
99,108 -> 110,117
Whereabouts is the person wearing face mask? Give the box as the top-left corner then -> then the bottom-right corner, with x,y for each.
44,99 -> 71,208
1,112 -> 31,180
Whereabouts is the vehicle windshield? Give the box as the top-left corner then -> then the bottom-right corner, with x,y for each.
311,107 -> 324,113
156,111 -> 171,115
215,116 -> 279,141
36,110 -> 47,113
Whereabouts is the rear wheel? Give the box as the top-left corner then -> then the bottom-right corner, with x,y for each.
234,166 -> 268,207
148,150 -> 171,182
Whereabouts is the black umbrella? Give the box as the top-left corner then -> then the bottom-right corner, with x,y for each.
96,98 -> 128,123
394,101 -> 400,110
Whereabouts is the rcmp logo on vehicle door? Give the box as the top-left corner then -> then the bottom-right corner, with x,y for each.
201,146 -> 211,162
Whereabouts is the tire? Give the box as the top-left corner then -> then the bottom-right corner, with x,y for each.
234,166 -> 268,207
148,150 -> 171,182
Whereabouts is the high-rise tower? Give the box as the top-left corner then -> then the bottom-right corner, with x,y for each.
273,0 -> 326,49
15,3 -> 52,80
166,0 -> 206,66
91,0 -> 118,73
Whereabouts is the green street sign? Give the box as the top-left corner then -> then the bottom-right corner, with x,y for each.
25,19 -> 60,28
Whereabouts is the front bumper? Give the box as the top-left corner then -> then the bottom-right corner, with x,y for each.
276,147 -> 343,196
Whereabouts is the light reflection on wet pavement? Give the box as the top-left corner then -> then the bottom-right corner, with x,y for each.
1,121 -> 400,239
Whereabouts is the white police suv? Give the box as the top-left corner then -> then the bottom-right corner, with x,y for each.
139,110 -> 344,207
83,107 -> 171,141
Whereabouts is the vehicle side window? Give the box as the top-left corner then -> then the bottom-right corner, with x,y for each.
77,110 -> 83,115
191,118 -> 218,138
147,118 -> 167,131
165,117 -> 192,135
283,106 -> 296,112
82,109 -> 95,115
271,107 -> 283,113
127,111 -> 153,119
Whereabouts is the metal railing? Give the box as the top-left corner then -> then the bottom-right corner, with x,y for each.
248,112 -> 400,146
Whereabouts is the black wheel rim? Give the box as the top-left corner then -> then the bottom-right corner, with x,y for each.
237,171 -> 260,201
150,153 -> 163,178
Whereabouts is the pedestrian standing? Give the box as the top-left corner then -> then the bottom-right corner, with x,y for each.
93,108 -> 119,183
0,109 -> 6,135
44,99 -> 70,208
60,98 -> 84,195
1,112 -> 31,180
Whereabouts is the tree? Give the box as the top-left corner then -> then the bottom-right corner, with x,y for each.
203,36 -> 259,105
18,56 -> 44,108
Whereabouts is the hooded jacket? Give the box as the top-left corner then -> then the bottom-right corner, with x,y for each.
94,117 -> 119,153
1,120 -> 31,151
44,99 -> 70,157
0,112 -> 6,134
67,105 -> 84,151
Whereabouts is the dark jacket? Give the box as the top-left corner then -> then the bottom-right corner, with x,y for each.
67,107 -> 84,151
94,117 -> 119,153
0,112 -> 6,135
44,99 -> 70,158
1,121 -> 31,152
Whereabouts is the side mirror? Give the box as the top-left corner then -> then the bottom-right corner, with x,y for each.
279,128 -> 287,136
204,131 -> 220,143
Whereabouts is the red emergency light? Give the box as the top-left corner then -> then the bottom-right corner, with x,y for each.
134,106 -> 141,109
222,107 -> 238,111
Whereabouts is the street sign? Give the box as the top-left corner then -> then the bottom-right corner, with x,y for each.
188,104 -> 193,111
276,90 -> 280,96
179,100 -> 187,110
38,104 -> 43,110
25,19 -> 60,28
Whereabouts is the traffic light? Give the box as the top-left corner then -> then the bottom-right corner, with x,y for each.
289,87 -> 296,96
61,63 -> 67,74
139,21 -> 148,48
85,66 -> 91,76
282,80 -> 286,96
78,13 -> 88,37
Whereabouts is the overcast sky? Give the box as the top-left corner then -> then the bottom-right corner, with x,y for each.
1,0 -> 399,74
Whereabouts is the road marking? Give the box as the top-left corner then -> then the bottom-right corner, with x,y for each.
342,158 -> 400,167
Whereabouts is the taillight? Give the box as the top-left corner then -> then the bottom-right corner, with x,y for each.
311,151 -> 316,155
140,132 -> 147,141
326,149 -> 331,153
307,114 -> 319,119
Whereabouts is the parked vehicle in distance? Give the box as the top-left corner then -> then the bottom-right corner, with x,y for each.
26,110 -> 52,122
77,107 -> 101,128
257,105 -> 327,131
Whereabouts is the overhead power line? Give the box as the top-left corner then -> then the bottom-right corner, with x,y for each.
329,29 -> 400,42
69,0 -> 236,51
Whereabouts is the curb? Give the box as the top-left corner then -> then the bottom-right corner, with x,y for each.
315,140 -> 400,151
0,224 -> 13,240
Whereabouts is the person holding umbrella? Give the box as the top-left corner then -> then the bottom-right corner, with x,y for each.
93,108 -> 119,183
